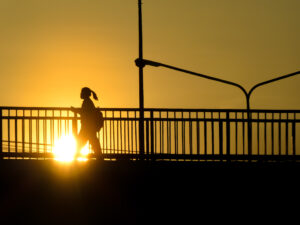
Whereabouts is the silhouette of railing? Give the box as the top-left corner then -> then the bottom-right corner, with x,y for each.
0,107 -> 299,161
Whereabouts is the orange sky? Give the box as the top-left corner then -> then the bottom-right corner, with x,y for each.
0,0 -> 299,109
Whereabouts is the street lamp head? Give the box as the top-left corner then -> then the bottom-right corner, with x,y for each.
135,58 -> 161,68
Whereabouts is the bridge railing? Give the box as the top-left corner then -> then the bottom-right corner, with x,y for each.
0,107 -> 299,161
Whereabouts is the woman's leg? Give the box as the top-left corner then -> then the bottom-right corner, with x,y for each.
76,130 -> 88,158
89,134 -> 102,160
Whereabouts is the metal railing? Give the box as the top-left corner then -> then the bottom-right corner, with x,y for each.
0,107 -> 299,161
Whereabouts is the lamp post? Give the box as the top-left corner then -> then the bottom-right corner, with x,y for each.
135,58 -> 300,156
137,0 -> 145,155
134,0 -> 299,157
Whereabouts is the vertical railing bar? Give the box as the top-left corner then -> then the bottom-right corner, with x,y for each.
242,112 -> 245,155
109,111 -> 113,153
182,111 -> 185,155
29,110 -> 32,154
219,119 -> 223,159
189,112 -> 192,155
170,111 -> 172,156
264,112 -> 267,156
150,110 -> 154,156
113,111 -> 115,154
167,111 -> 170,154
8,110 -> 10,154
22,110 -> 25,155
103,111 -> 107,154
204,112 -> 207,155
159,111 -> 162,154
160,111 -> 162,154
132,111 -> 135,154
146,114 -> 149,156
15,109 -> 18,154
116,111 -> 119,153
167,111 -> 171,154
218,112 -> 220,157
162,111 -> 165,154
131,111 -> 134,154
44,111 -> 47,157
106,112 -> 109,154
235,112 -> 238,155
271,113 -> 274,156
122,110 -> 124,153
15,109 -> 18,153
154,112 -> 157,154
278,113 -> 281,156
226,112 -> 230,159
292,113 -> 296,156
110,111 -> 113,154
171,111 -> 178,156
196,112 -> 199,155
110,112 -> 113,154
51,110 -> 54,153
128,111 -> 130,154
135,111 -> 138,154
127,111 -> 129,153
166,111 -> 169,155
286,113 -> 289,155
135,110 -> 137,155
120,110 -> 123,153
114,111 -> 120,154
37,110 -> 40,154
98,111 -> 102,154
122,111 -> 125,153
211,112 -> 215,156
257,112 -> 260,155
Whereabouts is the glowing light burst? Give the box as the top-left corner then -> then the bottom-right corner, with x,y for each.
53,135 -> 89,162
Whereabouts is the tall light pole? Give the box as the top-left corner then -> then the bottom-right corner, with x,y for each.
134,1 -> 299,157
137,0 -> 145,155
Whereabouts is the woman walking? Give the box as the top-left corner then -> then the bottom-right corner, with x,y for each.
71,87 -> 102,160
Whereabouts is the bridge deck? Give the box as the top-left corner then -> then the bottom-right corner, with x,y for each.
0,160 -> 298,225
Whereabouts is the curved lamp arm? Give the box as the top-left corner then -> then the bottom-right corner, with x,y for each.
248,71 -> 300,102
136,58 -> 300,111
135,58 -> 248,102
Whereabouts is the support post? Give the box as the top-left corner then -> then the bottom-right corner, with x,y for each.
138,0 -> 145,155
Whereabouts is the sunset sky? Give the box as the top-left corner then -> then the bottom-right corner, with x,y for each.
0,0 -> 299,109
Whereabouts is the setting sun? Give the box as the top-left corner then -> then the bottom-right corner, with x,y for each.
53,135 -> 89,162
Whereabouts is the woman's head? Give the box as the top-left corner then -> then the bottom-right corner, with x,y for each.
80,87 -> 98,100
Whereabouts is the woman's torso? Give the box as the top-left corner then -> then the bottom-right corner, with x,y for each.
80,98 -> 96,131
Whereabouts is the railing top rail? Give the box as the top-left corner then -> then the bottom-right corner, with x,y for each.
144,108 -> 300,113
1,106 -> 300,113
0,106 -> 73,111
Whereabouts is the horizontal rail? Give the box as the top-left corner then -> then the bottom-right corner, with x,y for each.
1,106 -> 300,113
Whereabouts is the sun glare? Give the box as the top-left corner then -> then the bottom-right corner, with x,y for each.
53,135 -> 89,162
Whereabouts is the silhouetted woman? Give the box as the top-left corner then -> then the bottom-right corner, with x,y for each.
71,87 -> 102,160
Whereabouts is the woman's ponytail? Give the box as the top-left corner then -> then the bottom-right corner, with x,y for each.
91,90 -> 98,101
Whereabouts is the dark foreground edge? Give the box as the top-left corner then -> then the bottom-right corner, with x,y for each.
0,160 -> 299,225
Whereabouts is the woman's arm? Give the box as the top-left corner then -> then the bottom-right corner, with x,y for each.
70,106 -> 81,114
